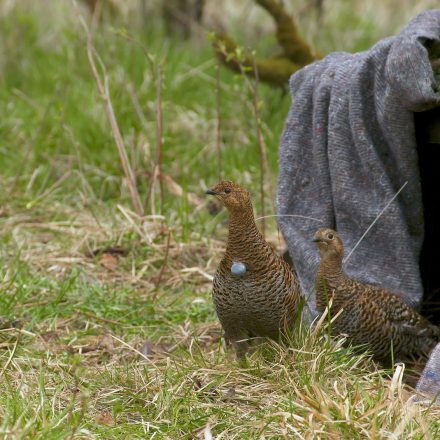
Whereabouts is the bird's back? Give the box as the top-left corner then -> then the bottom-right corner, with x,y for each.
313,228 -> 439,362
331,279 -> 440,360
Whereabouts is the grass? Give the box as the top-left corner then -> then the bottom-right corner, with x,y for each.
0,0 -> 440,438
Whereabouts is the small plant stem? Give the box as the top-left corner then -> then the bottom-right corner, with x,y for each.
79,11 -> 144,217
155,63 -> 164,214
215,63 -> 223,180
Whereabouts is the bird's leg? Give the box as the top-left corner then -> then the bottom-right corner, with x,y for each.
227,333 -> 250,363
233,342 -> 250,368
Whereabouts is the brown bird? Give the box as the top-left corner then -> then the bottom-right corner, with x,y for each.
313,228 -> 440,362
206,180 -> 301,359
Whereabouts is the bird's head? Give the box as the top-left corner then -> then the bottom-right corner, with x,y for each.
313,228 -> 344,259
205,180 -> 251,211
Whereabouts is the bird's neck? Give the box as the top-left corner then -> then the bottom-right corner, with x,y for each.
317,252 -> 346,287
225,201 -> 263,254
315,252 -> 349,311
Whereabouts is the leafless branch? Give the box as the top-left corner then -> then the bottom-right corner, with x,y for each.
77,8 -> 144,216
154,63 -> 165,214
215,63 -> 223,180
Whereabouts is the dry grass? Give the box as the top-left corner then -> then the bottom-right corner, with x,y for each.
1,195 -> 440,438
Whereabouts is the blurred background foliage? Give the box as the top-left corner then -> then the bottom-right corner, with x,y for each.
0,0 -> 438,224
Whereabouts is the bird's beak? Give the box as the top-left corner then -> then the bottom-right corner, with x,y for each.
312,238 -> 321,243
205,189 -> 217,195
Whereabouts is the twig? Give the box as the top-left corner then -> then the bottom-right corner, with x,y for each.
67,371 -> 88,440
78,11 -> 144,217
251,55 -> 269,238
153,229 -> 172,298
215,63 -> 223,180
344,181 -> 409,263
16,300 -> 51,308
25,171 -> 72,209
110,334 -> 150,361
0,339 -> 18,379
126,82 -> 150,134
111,29 -> 168,215
79,310 -> 122,325
116,204 -> 149,243
154,63 -> 165,214
149,165 -> 160,215
220,44 -> 270,238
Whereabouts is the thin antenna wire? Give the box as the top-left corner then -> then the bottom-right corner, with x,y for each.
343,181 -> 408,263
255,214 -> 323,222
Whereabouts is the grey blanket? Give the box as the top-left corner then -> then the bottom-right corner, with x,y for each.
416,341 -> 440,403
277,10 -> 440,315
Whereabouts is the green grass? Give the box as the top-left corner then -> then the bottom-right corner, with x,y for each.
1,1 -> 440,438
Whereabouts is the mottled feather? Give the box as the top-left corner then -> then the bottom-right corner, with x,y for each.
314,228 -> 440,362
207,181 -> 301,359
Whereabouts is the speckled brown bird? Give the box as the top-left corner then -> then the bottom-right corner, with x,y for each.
314,228 -> 440,362
206,180 -> 301,359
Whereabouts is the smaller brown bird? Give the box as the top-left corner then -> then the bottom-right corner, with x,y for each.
314,228 -> 440,362
206,180 -> 301,359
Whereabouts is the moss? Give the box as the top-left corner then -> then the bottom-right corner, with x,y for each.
256,0 -> 318,64
212,0 -> 319,88
213,33 -> 302,88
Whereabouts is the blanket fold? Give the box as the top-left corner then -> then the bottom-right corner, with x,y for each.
277,10 -> 440,314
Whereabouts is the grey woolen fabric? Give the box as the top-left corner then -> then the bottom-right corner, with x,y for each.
416,342 -> 440,403
277,10 -> 440,316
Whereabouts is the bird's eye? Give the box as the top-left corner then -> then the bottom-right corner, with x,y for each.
224,188 -> 231,194
327,233 -> 334,240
